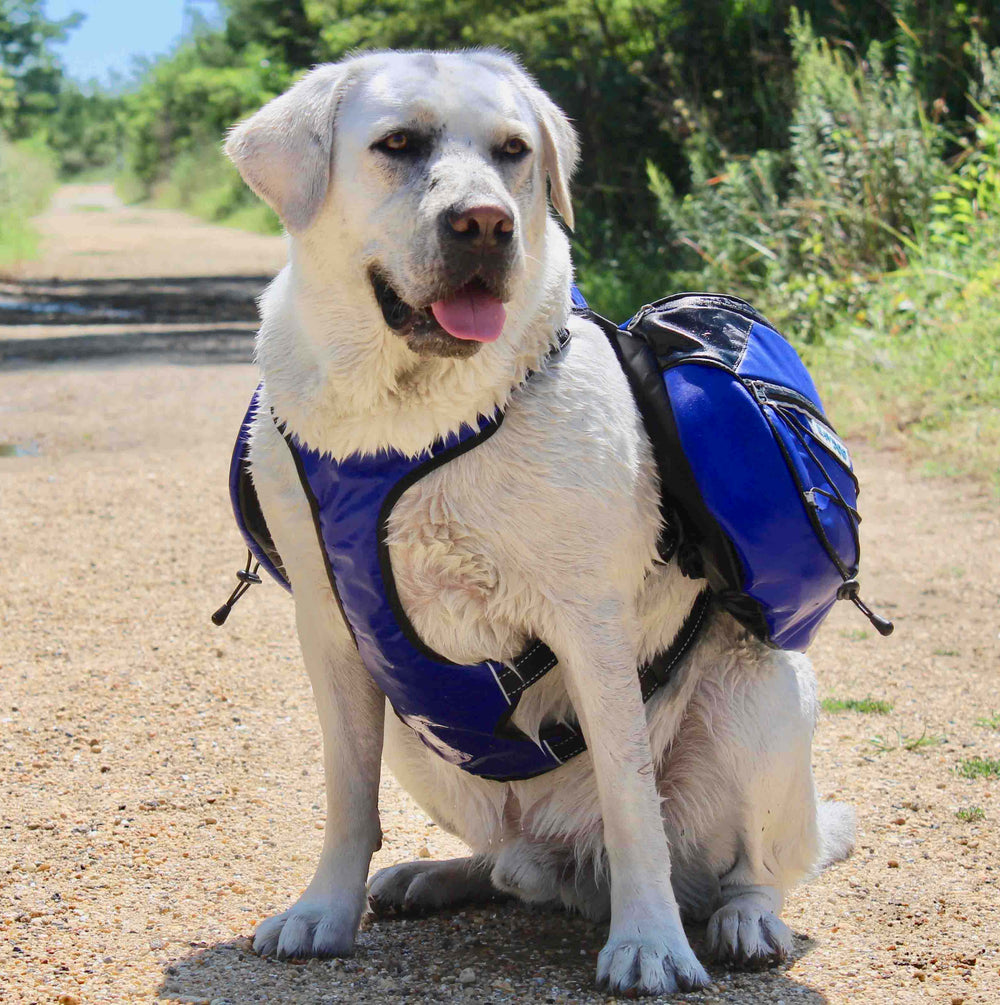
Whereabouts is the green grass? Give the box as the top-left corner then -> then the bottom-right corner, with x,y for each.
869,729 -> 945,754
115,145 -> 282,236
957,756 -> 1000,779
956,806 -> 986,822
976,713 -> 1000,730
0,138 -> 58,265
822,696 -> 893,714
121,144 -> 282,236
801,222 -> 1000,493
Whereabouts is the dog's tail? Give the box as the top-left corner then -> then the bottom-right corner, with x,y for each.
816,800 -> 856,869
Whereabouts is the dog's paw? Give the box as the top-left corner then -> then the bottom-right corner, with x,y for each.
367,857 -> 497,917
252,898 -> 359,959
705,901 -> 793,968
597,930 -> 710,996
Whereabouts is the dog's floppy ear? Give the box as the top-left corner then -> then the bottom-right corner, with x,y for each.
225,63 -> 355,233
527,87 -> 580,231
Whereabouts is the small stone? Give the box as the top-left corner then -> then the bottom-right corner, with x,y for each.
417,846 -> 431,858
952,997 -> 965,1004
149,937 -> 166,950
90,745 -> 102,754
204,817 -> 217,825
58,996 -> 81,1005
888,860 -> 899,868
457,967 -> 476,985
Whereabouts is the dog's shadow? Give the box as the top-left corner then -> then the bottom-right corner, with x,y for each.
157,904 -> 828,1003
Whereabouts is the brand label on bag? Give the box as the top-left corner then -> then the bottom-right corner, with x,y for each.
806,414 -> 852,469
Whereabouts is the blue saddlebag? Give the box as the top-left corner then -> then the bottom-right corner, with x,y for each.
590,292 -> 890,651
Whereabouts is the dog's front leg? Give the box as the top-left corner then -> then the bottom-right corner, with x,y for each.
556,601 -> 710,996
252,594 -> 384,959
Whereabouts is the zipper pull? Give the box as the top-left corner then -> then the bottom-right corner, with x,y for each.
837,579 -> 894,636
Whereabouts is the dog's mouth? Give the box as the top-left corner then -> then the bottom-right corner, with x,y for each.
370,270 -> 507,357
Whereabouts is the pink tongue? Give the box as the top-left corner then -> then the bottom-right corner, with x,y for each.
430,287 -> 506,342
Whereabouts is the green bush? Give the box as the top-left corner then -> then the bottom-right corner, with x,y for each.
0,136 -> 58,264
142,142 -> 280,235
802,216 -> 1000,489
651,11 -> 948,341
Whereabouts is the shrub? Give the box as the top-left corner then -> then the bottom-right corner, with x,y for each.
650,11 -> 947,341
0,136 -> 58,264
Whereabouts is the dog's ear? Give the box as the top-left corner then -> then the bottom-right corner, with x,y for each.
225,63 -> 355,233
527,87 -> 580,231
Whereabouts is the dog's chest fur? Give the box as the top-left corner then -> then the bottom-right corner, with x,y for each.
383,320 -> 669,670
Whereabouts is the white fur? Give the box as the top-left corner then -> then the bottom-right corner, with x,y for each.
227,50 -> 852,995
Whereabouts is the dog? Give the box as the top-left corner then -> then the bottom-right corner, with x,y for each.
223,49 -> 854,996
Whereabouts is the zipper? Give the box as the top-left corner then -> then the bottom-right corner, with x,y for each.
749,379 -> 831,427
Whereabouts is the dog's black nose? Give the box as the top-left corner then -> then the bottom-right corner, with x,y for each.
442,204 -> 514,250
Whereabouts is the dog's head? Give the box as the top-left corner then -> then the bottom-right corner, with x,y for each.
226,50 -> 578,360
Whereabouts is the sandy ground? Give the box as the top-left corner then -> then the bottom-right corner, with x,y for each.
1,186 -> 999,1004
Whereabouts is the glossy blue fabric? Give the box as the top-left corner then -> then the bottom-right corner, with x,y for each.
663,320 -> 858,650
229,389 -> 565,780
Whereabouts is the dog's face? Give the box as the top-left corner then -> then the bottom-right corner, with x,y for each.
226,51 -> 578,360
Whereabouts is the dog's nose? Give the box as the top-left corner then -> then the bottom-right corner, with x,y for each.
442,204 -> 514,250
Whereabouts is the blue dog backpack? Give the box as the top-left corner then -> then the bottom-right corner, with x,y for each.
213,288 -> 890,780
578,290 -> 892,651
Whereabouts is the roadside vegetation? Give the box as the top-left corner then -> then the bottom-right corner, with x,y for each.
2,0 -> 998,485
0,136 -> 57,264
821,697 -> 894,715
0,1 -> 116,263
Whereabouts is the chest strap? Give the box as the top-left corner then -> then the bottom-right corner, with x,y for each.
504,587 -> 712,766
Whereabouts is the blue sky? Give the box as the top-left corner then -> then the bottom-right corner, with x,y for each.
46,0 -> 221,86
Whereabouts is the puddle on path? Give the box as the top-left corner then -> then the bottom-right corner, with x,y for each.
0,442 -> 39,457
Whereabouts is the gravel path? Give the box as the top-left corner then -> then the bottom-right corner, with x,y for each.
2,186 -> 998,1004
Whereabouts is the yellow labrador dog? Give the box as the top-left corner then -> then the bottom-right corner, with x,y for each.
224,50 -> 853,996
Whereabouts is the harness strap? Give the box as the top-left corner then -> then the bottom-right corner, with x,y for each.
481,587 -> 713,778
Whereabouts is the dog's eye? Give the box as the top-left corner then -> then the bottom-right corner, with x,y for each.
499,137 -> 529,158
375,132 -> 412,155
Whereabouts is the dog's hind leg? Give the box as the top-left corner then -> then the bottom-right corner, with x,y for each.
688,647 -> 835,969
491,837 -> 612,921
367,856 -> 500,916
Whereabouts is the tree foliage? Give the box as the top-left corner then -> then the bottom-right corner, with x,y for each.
0,0 -> 81,136
27,0 -> 998,320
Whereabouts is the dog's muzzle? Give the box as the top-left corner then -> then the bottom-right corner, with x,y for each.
370,269 -> 509,359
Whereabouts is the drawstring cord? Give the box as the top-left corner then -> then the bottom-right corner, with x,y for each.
211,550 -> 262,626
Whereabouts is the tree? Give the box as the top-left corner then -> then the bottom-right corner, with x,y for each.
0,0 -> 82,136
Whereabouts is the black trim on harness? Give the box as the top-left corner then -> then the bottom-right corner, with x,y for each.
374,330 -> 571,667
235,447 -> 289,587
375,413 -> 507,665
277,414 -> 360,650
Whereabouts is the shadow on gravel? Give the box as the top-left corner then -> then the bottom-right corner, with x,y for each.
0,274 -> 270,366
156,906 -> 828,1003
0,275 -> 271,325
0,329 -> 255,367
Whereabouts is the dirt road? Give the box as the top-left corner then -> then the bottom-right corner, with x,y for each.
2,186 -> 999,1004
